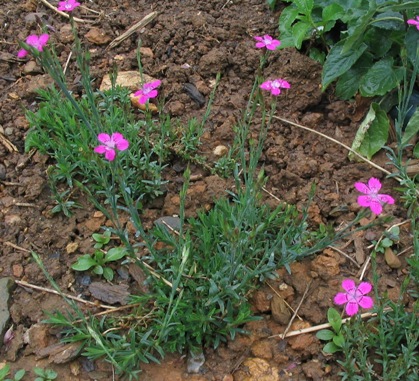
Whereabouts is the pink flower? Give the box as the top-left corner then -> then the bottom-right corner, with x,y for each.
254,35 -> 281,50
260,79 -> 291,96
334,279 -> 374,316
94,132 -> 129,161
133,80 -> 161,104
354,177 -> 395,215
57,0 -> 81,12
407,16 -> 419,30
17,33 -> 50,58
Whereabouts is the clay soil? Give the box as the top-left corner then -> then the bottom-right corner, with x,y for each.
0,1 -> 415,380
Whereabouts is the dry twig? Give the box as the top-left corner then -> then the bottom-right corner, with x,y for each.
281,280 -> 312,339
108,12 -> 158,49
15,279 -> 117,309
269,308 -> 391,339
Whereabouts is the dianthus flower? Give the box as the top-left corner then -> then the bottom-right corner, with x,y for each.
94,132 -> 129,161
254,35 -> 281,50
17,34 -> 50,58
407,16 -> 419,30
354,177 -> 395,215
57,0 -> 81,12
260,78 -> 290,96
133,80 -> 161,104
334,279 -> 374,316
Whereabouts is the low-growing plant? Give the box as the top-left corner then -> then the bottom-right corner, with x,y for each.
33,367 -> 57,381
71,239 -> 127,281
0,365 -> 25,381
338,277 -> 419,380
316,307 -> 345,353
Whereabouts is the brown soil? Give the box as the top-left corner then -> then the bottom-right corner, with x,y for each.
0,1 -> 413,380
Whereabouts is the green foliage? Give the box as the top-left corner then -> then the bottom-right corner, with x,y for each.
349,102 -> 390,160
25,85 -> 168,206
71,241 -> 127,282
339,298 -> 419,380
278,0 -> 419,99
0,365 -> 25,381
33,368 -> 57,381
316,307 -> 345,353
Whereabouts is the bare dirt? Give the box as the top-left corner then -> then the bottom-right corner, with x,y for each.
0,1 -> 414,380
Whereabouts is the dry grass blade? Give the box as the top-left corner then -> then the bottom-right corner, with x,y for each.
108,12 -> 158,50
0,132 -> 18,152
15,279 -> 117,309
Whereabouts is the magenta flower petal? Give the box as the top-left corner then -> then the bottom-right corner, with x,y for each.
26,35 -> 40,46
345,302 -> 359,316
354,182 -> 369,194
38,34 -> 50,47
367,177 -> 382,192
17,49 -> 28,58
260,81 -> 272,90
334,292 -> 348,305
270,88 -> 282,96
104,149 -> 116,161
357,195 -> 372,208
94,145 -> 106,154
149,80 -> 162,89
378,194 -> 395,204
357,282 -> 372,295
369,200 -> 383,215
97,133 -> 111,144
358,295 -> 374,309
341,279 -> 356,292
112,133 -> 129,151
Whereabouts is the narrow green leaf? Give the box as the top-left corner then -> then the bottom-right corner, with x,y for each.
316,329 -> 335,341
402,109 -> 419,144
322,41 -> 368,89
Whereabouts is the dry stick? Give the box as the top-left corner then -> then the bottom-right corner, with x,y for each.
15,280 -> 117,310
270,309 -> 391,339
328,245 -> 361,268
265,281 -> 303,321
107,12 -> 158,49
281,280 -> 312,339
39,0 -> 95,24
